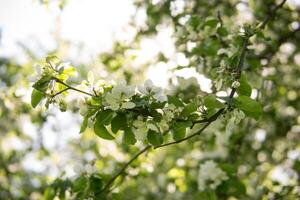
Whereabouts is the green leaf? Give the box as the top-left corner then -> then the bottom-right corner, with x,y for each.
111,113 -> 127,133
79,117 -> 88,133
94,123 -> 114,140
172,127 -> 186,141
73,176 -> 88,193
196,190 -> 218,200
236,96 -> 262,120
89,174 -> 103,192
172,121 -> 192,141
204,18 -> 219,28
217,177 -> 246,196
33,75 -> 52,92
123,128 -> 136,145
204,95 -> 224,109
147,130 -> 163,146
167,95 -> 184,107
31,89 -> 44,108
237,73 -> 251,97
217,27 -> 228,36
95,109 -> 115,126
219,163 -> 236,176
181,102 -> 198,118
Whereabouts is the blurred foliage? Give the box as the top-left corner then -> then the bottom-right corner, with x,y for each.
1,0 -> 300,199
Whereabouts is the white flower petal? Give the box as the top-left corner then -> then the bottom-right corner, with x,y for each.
122,102 -> 136,109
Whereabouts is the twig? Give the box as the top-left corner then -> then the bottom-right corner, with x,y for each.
257,0 -> 287,30
51,88 -> 70,98
98,145 -> 152,194
53,78 -> 95,97
229,38 -> 249,98
154,108 -> 225,149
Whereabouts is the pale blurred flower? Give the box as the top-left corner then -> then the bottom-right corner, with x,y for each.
138,79 -> 167,102
105,80 -> 135,110
198,160 -> 228,191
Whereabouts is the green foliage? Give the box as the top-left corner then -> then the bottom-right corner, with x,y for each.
236,73 -> 252,97
31,89 -> 44,108
236,95 -> 263,119
94,123 -> 114,140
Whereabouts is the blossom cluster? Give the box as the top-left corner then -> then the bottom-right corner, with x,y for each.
197,160 -> 228,191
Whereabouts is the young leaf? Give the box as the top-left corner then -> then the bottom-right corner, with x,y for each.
95,109 -> 115,126
31,89 -> 44,108
123,127 -> 136,145
172,127 -> 186,141
73,176 -> 88,193
172,121 -> 192,141
181,102 -> 198,118
89,174 -> 103,192
236,73 -> 251,97
204,94 -> 224,109
204,17 -> 219,28
236,96 -> 262,120
33,75 -> 52,92
147,130 -> 163,146
79,117 -> 89,133
167,95 -> 184,107
111,113 -> 127,133
94,122 -> 114,140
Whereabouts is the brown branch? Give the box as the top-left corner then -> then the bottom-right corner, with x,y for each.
51,88 -> 70,98
98,145 -> 152,194
154,108 -> 225,149
257,0 -> 287,30
53,77 -> 96,97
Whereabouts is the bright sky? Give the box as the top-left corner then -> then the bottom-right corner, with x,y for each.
0,0 -> 135,62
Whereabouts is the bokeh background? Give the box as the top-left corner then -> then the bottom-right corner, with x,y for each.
1,0 -> 300,199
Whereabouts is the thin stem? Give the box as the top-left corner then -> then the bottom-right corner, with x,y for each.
98,145 -> 152,194
154,108 -> 224,149
229,38 -> 249,98
257,0 -> 287,30
53,78 -> 95,97
51,88 -> 70,98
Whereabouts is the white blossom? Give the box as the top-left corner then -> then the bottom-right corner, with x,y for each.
105,80 -> 136,111
198,160 -> 228,191
232,81 -> 240,88
132,116 -> 148,141
138,79 -> 167,102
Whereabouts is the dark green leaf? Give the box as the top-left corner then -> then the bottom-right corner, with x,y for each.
237,73 -> 251,97
196,190 -> 218,200
181,102 -> 198,118
168,95 -> 184,107
236,96 -> 262,120
217,177 -> 246,196
204,95 -> 224,109
217,27 -> 228,36
33,75 -> 52,92
147,130 -> 163,146
95,109 -> 115,126
94,123 -> 114,140
111,113 -> 127,133
89,174 -> 103,192
172,121 -> 192,141
79,117 -> 88,133
31,89 -> 44,108
123,127 -> 136,145
73,176 -> 88,193
204,18 -> 219,28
